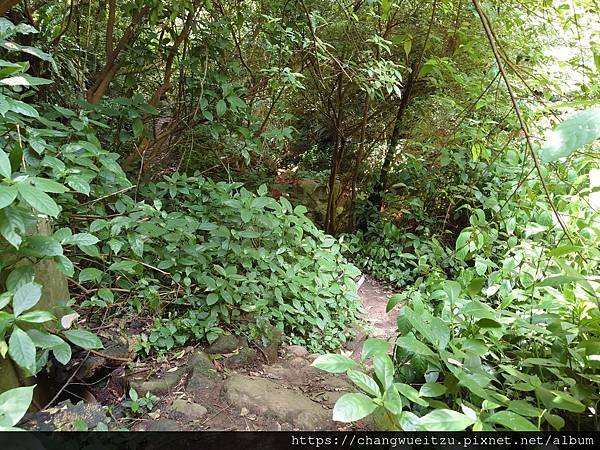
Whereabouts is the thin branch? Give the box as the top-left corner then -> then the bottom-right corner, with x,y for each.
472,0 -> 575,245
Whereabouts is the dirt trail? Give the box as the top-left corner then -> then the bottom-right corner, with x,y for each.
357,275 -> 398,341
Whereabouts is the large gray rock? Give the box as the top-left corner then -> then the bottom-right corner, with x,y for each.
224,347 -> 256,369
223,374 -> 331,430
145,419 -> 181,431
129,367 -> 187,395
205,335 -> 239,354
186,351 -> 220,395
171,399 -> 208,420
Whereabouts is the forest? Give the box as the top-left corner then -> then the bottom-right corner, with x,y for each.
0,0 -> 599,434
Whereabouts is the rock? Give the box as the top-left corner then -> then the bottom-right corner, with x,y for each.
224,374 -> 331,430
22,400 -> 107,431
224,347 -> 257,369
145,419 -> 181,431
285,345 -> 309,358
288,357 -> 308,369
171,399 -> 208,420
188,351 -> 219,379
128,367 -> 187,395
257,326 -> 283,364
205,335 -> 240,354
186,350 -> 221,395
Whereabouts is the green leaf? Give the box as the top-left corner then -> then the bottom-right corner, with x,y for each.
66,175 -> 90,195
108,260 -> 139,273
361,338 -> 389,360
79,267 -> 103,284
419,382 -> 447,397
386,293 -> 404,313
31,177 -> 67,193
17,310 -> 54,323
216,99 -> 227,117
0,150 -> 11,178
27,329 -> 65,349
0,185 -> 17,208
541,108 -> 600,162
66,233 -> 99,246
17,183 -> 59,217
0,74 -> 52,86
347,370 -> 381,397
487,410 -> 538,431
0,385 -> 35,427
444,280 -> 461,303
332,393 -> 377,422
63,329 -> 103,350
383,384 -> 403,415
419,409 -> 475,431
12,282 -> 41,317
395,383 -> 429,407
312,354 -> 357,373
395,334 -> 434,356
52,342 -> 72,365
373,354 -> 394,389
8,327 -> 37,374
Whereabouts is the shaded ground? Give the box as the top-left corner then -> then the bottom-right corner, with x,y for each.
23,275 -> 398,431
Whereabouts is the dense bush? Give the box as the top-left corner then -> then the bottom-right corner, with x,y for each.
77,173 -> 362,352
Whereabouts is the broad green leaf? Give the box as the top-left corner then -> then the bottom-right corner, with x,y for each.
0,74 -> 52,86
386,293 -> 404,312
17,183 -> 59,217
419,409 -> 475,431
108,260 -> 139,273
79,267 -> 103,284
17,310 -> 54,323
444,280 -> 461,303
0,150 -> 11,178
383,384 -> 402,415
419,382 -> 447,397
12,282 -> 41,317
52,342 -> 72,365
361,338 -> 389,360
373,354 -> 394,389
395,334 -> 434,356
31,177 -> 67,193
0,385 -> 35,427
395,383 -> 429,407
487,410 -> 538,431
27,329 -> 65,349
541,108 -> 600,162
312,354 -> 357,373
8,327 -> 37,374
63,329 -> 103,349
0,185 -> 17,208
347,369 -> 380,397
332,393 -> 377,422
66,233 -> 99,246
216,99 -> 227,117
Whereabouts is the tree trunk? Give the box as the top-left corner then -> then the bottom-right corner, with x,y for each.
0,0 -> 20,16
366,64 -> 417,215
86,5 -> 150,103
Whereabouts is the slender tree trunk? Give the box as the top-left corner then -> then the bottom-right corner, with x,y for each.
349,92 -> 370,230
324,75 -> 345,234
367,65 -> 417,212
0,0 -> 20,16
86,5 -> 150,103
106,0 -> 116,56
